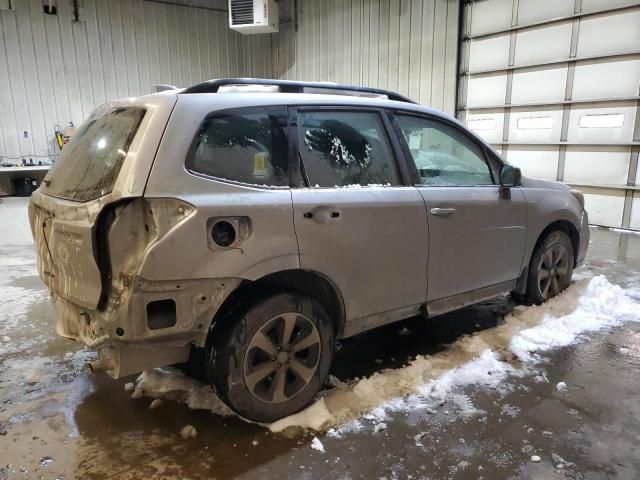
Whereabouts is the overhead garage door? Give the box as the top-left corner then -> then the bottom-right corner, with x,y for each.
458,0 -> 640,229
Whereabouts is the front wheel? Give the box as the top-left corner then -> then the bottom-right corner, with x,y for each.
525,230 -> 574,305
206,292 -> 334,423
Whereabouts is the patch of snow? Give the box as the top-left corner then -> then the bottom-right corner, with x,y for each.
373,422 -> 387,433
270,276 -> 640,432
132,368 -> 233,417
1,336 -> 10,342
149,399 -> 162,409
251,440 -> 259,446
556,381 -> 567,392
530,455 -> 541,463
310,437 -> 325,453
179,425 -> 197,439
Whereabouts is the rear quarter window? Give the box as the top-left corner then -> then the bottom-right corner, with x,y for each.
41,107 -> 146,202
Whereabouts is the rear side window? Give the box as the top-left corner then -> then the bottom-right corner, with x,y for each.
395,114 -> 494,186
41,107 -> 145,202
297,110 -> 401,187
186,107 -> 289,187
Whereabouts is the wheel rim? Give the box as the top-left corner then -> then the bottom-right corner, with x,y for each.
243,312 -> 321,404
537,243 -> 570,299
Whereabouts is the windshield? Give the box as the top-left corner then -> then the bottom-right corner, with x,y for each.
41,107 -> 146,202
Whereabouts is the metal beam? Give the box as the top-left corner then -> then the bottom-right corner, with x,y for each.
461,96 -> 640,111
463,3 -> 638,41
491,141 -> 640,147
463,51 -> 640,77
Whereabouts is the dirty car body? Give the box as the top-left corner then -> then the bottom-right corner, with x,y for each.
29,79 -> 589,421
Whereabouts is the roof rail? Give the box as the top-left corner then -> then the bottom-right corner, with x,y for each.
181,78 -> 416,104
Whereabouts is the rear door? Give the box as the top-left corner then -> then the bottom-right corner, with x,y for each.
391,112 -> 527,305
290,107 -> 428,331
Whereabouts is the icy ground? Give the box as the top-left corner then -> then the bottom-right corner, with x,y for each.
131,275 -> 640,435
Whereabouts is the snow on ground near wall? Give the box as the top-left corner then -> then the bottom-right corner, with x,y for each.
132,275 -> 640,433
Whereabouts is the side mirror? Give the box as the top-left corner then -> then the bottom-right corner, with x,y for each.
499,164 -> 521,187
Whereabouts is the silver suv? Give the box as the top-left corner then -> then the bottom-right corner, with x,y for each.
29,79 -> 589,422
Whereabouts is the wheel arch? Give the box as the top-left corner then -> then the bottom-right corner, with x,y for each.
208,269 -> 346,339
534,219 -> 580,266
514,219 -> 580,295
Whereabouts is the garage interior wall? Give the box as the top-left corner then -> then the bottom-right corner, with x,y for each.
0,0 -> 460,167
272,0 -> 460,114
459,0 -> 640,230
0,0 -> 272,164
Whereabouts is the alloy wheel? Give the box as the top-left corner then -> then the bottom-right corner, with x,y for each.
243,312 -> 321,404
536,243 -> 570,299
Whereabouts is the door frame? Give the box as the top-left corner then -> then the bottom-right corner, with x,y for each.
385,108 -> 507,186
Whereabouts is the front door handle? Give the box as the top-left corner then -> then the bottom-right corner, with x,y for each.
430,207 -> 456,217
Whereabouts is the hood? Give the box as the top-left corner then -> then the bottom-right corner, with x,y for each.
519,176 -> 570,191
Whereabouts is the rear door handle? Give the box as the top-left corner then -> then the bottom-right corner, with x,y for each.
303,207 -> 340,223
430,207 -> 456,217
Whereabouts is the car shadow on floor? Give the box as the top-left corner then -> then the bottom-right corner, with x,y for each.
332,295 -> 516,381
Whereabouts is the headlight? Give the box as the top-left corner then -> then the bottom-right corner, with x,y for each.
570,189 -> 585,210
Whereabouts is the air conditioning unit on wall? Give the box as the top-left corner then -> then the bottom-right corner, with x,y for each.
229,0 -> 279,34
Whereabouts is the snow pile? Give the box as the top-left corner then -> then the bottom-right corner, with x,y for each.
129,275 -> 640,434
270,275 -> 640,432
132,368 -> 233,417
310,437 -> 325,453
510,275 -> 637,362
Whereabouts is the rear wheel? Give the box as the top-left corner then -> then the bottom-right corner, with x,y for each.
206,292 -> 334,422
524,230 -> 574,305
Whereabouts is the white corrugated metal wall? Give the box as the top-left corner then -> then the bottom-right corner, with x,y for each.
0,0 -> 459,166
272,0 -> 460,114
459,0 -> 640,229
0,0 -> 272,164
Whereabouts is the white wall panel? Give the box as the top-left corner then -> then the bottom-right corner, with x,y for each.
511,66 -> 568,104
514,22 -> 572,66
564,147 -> 630,185
573,59 -> 640,99
566,103 -> 637,143
272,0 -> 460,113
581,0 -> 640,12
508,107 -> 564,143
0,0 -> 271,164
508,147 -> 559,180
466,111 -> 505,144
467,74 -> 507,107
469,0 -> 512,36
629,193 -> 640,230
582,188 -> 626,227
577,10 -> 640,57
469,35 -> 511,72
517,0 -> 574,25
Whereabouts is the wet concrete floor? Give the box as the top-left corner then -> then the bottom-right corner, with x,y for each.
1,196 -> 639,479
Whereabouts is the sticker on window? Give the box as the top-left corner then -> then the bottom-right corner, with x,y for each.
578,113 -> 624,128
517,117 -> 553,130
467,118 -> 497,131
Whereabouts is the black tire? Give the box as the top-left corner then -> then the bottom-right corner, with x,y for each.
205,291 -> 334,423
524,230 -> 574,305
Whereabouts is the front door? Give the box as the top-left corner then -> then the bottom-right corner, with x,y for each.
291,108 -> 428,330
392,112 -> 527,304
